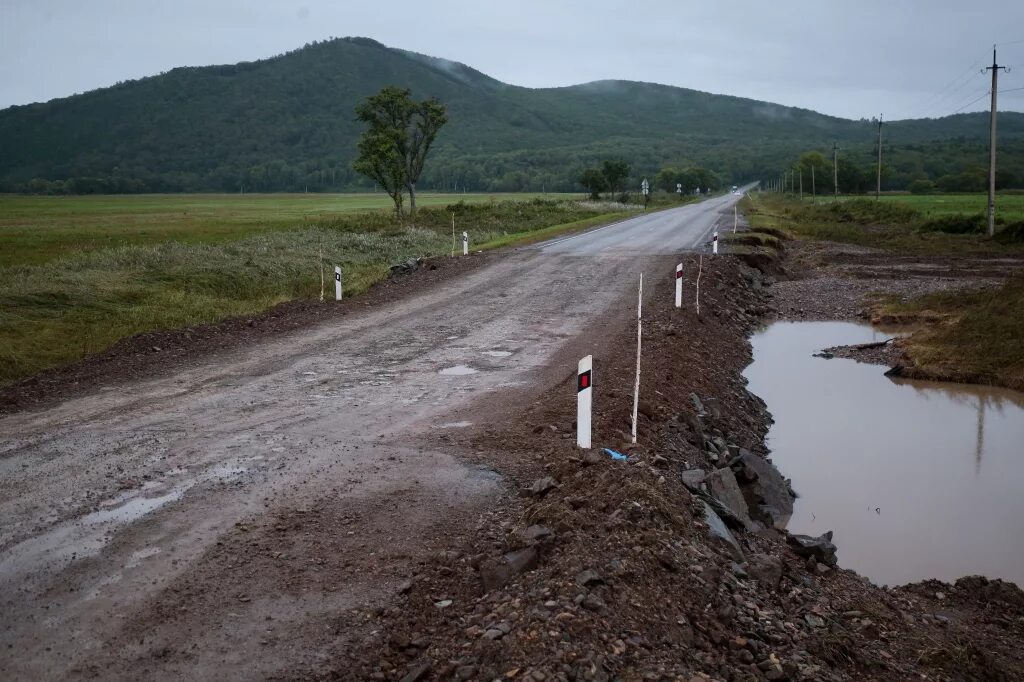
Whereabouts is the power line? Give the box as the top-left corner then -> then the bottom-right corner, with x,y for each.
950,90 -> 992,115
917,53 -> 990,116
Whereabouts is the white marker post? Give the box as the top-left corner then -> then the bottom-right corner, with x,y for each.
334,265 -> 343,301
631,274 -> 643,445
712,231 -> 719,255
734,205 -> 738,233
696,255 -> 703,317
462,231 -> 469,256
674,263 -> 683,308
577,355 -> 593,449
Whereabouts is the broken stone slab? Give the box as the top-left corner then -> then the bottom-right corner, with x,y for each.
689,393 -> 705,415
787,531 -> 838,567
732,450 -> 793,528
702,501 -> 745,563
746,553 -> 783,590
704,468 -> 756,531
575,569 -> 603,587
521,525 -> 552,542
524,476 -> 558,498
681,469 -> 706,491
479,546 -> 539,592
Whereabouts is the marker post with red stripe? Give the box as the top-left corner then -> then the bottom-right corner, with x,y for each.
577,355 -> 593,449
713,231 -> 719,255
675,263 -> 683,308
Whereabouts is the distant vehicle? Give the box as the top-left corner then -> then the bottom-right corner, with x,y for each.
731,185 -> 738,192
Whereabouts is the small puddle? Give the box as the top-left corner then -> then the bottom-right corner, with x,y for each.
746,321 -> 1024,586
438,421 -> 473,429
439,365 -> 478,376
0,485 -> 190,582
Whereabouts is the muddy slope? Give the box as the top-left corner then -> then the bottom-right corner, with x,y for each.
318,256 -> 1024,681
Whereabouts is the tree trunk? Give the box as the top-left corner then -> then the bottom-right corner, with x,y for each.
408,182 -> 417,216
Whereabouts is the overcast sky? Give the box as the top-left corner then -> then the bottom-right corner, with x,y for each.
3,1 -> 1024,120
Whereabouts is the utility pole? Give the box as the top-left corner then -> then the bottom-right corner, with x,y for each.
985,45 -> 1006,237
811,164 -> 815,203
832,142 -> 840,201
876,114 -> 883,201
799,169 -> 803,201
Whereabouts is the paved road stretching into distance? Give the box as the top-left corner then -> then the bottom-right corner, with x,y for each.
0,189 -> 750,680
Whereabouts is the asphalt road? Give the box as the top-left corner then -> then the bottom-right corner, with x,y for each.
0,190 -> 749,680
540,189 -> 749,255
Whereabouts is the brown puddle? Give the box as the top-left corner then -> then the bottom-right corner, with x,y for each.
746,321 -> 1024,587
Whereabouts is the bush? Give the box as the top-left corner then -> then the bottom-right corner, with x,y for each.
917,213 -> 986,235
908,179 -> 935,195
995,221 -> 1024,244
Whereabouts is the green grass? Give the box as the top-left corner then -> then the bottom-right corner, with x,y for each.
880,274 -> 1024,391
0,196 -> 626,384
0,192 -> 578,267
744,193 -> 1024,255
869,193 -> 1024,221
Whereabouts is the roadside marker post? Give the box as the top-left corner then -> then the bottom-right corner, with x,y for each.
462,231 -> 469,256
675,263 -> 683,308
631,274 -> 643,445
334,266 -> 343,301
712,231 -> 719,255
696,255 -> 703,317
577,355 -> 593,449
733,206 -> 738,233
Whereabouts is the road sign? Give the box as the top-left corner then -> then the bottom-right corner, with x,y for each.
641,178 -> 650,196
676,183 -> 682,194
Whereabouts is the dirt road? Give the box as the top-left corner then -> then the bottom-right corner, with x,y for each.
0,192 -> 744,680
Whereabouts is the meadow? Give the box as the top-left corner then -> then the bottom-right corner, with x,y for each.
0,193 -> 628,384
0,192 -> 574,267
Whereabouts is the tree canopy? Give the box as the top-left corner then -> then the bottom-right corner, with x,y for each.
353,86 -> 447,216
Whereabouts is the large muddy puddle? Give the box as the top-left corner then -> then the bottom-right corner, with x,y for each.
746,321 -> 1024,586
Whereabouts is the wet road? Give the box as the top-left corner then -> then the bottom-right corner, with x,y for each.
0,190 -> 747,680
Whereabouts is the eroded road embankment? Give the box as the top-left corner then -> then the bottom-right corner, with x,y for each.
0,195 -> 743,680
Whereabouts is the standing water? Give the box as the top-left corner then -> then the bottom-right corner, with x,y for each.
746,321 -> 1024,587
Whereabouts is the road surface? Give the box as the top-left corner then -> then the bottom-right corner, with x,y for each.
0,191 -> 748,680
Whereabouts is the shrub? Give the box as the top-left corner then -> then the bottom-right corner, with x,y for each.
908,179 -> 935,195
917,213 -> 986,235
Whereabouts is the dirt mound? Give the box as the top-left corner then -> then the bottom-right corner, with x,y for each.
314,257 -> 1024,681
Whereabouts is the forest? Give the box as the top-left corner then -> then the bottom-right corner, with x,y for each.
2,37 -> 1023,195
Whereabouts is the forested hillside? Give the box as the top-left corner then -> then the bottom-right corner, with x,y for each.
2,37 -> 1023,194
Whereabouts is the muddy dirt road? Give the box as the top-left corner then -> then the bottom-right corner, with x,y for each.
0,192 -> 744,680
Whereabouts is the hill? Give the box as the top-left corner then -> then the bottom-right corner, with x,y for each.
2,37 -> 1024,193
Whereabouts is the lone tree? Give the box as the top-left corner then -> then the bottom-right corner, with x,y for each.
353,86 -> 448,217
601,159 -> 630,197
579,168 -> 608,199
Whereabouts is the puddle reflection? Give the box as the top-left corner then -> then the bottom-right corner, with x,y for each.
746,321 -> 1024,587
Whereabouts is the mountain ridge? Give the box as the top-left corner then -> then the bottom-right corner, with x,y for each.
2,36 -> 1022,193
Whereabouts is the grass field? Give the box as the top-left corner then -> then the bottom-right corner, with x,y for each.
745,193 -> 1024,255
880,273 -> 1024,391
0,193 -> 627,384
785,193 -> 1024,221
0,192 -> 577,267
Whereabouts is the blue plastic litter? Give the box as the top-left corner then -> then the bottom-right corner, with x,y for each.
603,448 -> 627,461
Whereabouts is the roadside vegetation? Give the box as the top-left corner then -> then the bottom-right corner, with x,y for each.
0,198 -> 631,385
0,192 -> 575,267
880,274 -> 1024,391
743,193 -> 1024,255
